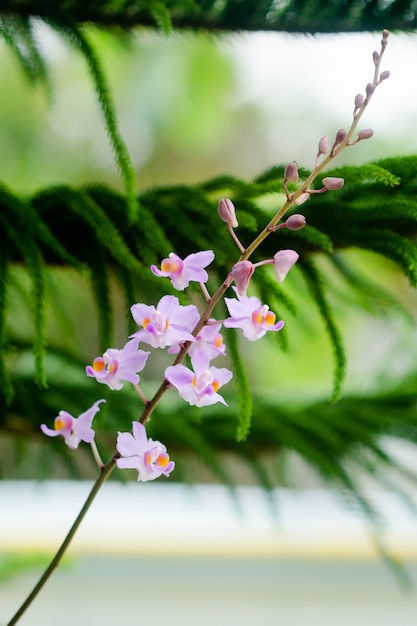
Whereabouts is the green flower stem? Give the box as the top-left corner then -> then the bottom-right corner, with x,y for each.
5,453 -> 119,626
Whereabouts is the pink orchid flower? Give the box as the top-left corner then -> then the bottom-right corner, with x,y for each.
165,349 -> 233,407
85,339 -> 150,390
151,250 -> 214,290
116,421 -> 175,481
224,287 -> 284,341
40,399 -> 106,449
168,319 -> 226,360
130,295 -> 199,349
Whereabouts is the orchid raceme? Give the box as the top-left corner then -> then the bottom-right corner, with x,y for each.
224,287 -> 284,341
85,339 -> 150,390
150,250 -> 215,290
131,295 -> 199,349
165,349 -> 233,407
116,421 -> 175,481
40,399 -> 106,449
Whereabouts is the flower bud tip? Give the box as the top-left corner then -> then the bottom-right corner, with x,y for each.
285,214 -> 306,231
284,161 -> 299,184
322,177 -> 344,191
218,198 -> 238,228
358,128 -> 374,140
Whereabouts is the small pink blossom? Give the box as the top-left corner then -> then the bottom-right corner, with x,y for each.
224,287 -> 284,341
116,421 -> 175,482
165,350 -> 233,407
86,339 -> 150,390
130,295 -> 199,349
273,250 -> 299,283
150,250 -> 214,290
40,399 -> 105,449
168,320 -> 226,360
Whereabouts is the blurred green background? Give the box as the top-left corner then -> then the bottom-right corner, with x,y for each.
1,26 -> 417,482
2,20 -> 417,626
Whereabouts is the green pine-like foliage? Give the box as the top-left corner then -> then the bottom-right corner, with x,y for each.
1,0 -> 417,32
1,2 -> 417,575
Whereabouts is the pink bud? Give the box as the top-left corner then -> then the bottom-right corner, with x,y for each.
358,128 -> 374,140
354,94 -> 364,109
372,50 -> 379,64
317,136 -> 330,156
284,161 -> 299,183
335,129 -> 346,144
285,214 -> 306,231
231,261 -> 255,296
379,70 -> 390,81
218,198 -> 238,228
366,83 -> 375,97
273,250 -> 299,283
322,177 -> 344,191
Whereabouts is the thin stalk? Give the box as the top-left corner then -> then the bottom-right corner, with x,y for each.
5,454 -> 119,626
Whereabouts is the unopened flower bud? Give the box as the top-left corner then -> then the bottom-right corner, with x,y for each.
273,250 -> 299,283
218,198 -> 238,228
293,192 -> 310,206
335,129 -> 347,144
284,161 -> 299,183
285,214 -> 306,231
231,261 -> 255,296
322,177 -> 344,191
358,128 -> 374,140
382,29 -> 389,44
354,94 -> 364,109
372,50 -> 379,64
379,70 -> 390,81
366,83 -> 375,97
318,136 -> 330,156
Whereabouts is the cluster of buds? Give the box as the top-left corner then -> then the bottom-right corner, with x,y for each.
282,159 -> 344,205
